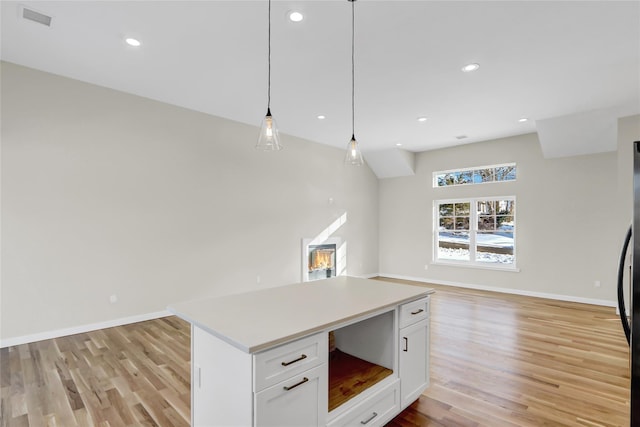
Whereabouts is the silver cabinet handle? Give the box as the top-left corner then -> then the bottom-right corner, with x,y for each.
360,412 -> 378,425
403,337 -> 408,352
283,377 -> 309,391
411,308 -> 424,315
281,354 -> 307,366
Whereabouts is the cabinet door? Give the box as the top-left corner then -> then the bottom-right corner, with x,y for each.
193,326 -> 252,427
255,364 -> 327,427
399,318 -> 429,409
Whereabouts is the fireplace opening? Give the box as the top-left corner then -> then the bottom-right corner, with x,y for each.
308,244 -> 336,281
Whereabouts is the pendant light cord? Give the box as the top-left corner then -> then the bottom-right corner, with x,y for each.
351,0 -> 355,138
268,0 -> 272,110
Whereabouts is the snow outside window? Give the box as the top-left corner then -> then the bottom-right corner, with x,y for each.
435,197 -> 515,269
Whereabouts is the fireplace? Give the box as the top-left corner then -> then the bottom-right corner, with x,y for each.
302,237 -> 343,282
308,244 -> 336,281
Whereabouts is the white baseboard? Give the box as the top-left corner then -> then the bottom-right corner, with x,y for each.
378,273 -> 617,308
356,273 -> 380,279
0,310 -> 172,348
616,306 -> 631,316
2,275 -> 618,348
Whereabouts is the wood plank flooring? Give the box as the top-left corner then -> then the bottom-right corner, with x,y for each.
383,278 -> 630,427
0,317 -> 191,427
0,279 -> 630,426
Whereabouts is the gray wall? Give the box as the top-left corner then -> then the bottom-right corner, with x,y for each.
1,62 -> 380,342
3,59 -> 638,343
618,116 -> 637,229
379,115 -> 640,303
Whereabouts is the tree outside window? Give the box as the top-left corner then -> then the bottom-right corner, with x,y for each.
436,197 -> 515,268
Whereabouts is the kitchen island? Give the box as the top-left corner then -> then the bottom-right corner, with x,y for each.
168,276 -> 433,427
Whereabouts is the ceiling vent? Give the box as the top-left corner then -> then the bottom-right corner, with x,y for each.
22,7 -> 52,27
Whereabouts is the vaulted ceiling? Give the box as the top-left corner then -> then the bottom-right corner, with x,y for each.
2,1 -> 639,163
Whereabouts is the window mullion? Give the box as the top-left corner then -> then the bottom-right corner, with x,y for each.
469,198 -> 477,263
434,196 -> 515,269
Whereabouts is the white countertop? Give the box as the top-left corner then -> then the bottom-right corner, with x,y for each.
168,276 -> 433,353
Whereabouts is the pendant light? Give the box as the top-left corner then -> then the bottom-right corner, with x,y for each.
344,0 -> 364,166
257,0 -> 283,151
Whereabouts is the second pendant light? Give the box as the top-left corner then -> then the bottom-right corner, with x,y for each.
257,0 -> 283,151
344,0 -> 364,166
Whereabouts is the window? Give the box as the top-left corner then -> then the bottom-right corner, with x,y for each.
435,197 -> 515,268
433,163 -> 516,187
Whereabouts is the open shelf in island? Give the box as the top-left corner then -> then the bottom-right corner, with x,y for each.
328,349 -> 394,412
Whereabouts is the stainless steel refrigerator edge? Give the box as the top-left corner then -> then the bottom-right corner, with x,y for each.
631,140 -> 640,424
617,141 -> 640,425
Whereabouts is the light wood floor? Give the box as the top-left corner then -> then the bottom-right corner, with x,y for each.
385,279 -> 630,427
0,316 -> 191,427
1,279 -> 630,426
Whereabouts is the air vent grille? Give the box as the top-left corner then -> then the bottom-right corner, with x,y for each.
22,7 -> 52,27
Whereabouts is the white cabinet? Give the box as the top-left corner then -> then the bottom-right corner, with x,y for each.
399,319 -> 429,408
254,333 -> 327,391
192,325 -> 253,427
255,364 -> 327,427
398,296 -> 430,409
192,329 -> 327,427
254,333 -> 328,427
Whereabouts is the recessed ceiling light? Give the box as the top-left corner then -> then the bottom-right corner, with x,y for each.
288,11 -> 304,22
417,117 -> 428,122
518,118 -> 529,123
125,37 -> 141,47
395,143 -> 403,147
461,63 -> 480,72
317,115 -> 326,120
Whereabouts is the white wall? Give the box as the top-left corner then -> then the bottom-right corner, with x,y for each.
379,115 -> 640,304
0,62 -> 379,343
618,116 -> 638,226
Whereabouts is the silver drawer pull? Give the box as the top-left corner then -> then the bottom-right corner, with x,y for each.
283,377 -> 309,391
360,412 -> 378,425
281,354 -> 307,366
411,308 -> 424,315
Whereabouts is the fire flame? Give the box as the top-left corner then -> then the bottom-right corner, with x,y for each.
309,249 -> 334,271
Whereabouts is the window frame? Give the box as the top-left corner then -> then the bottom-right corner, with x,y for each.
432,163 -> 517,188
433,196 -> 517,271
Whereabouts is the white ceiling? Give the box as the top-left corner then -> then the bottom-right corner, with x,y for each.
2,1 -> 639,157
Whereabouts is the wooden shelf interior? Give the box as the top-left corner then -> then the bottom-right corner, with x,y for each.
328,349 -> 393,412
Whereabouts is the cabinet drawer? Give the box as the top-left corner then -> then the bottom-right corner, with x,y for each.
399,297 -> 429,329
254,332 -> 327,392
327,379 -> 400,427
254,364 -> 327,427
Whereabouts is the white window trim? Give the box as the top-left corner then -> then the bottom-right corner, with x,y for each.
432,162 -> 516,188
433,196 -> 517,271
432,259 -> 520,272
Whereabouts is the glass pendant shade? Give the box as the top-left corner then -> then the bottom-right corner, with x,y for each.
344,134 -> 364,166
256,108 -> 282,151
